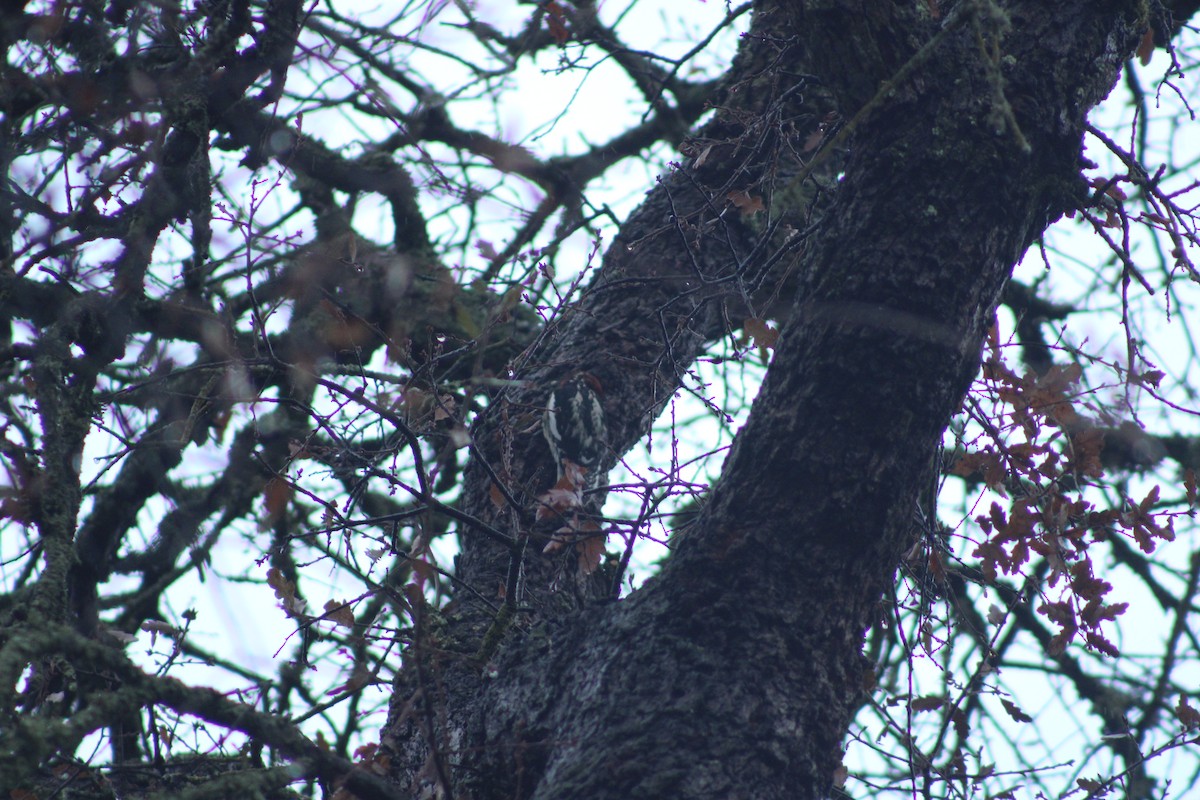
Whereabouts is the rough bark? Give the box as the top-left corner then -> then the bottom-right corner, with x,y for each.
384,2 -> 1146,798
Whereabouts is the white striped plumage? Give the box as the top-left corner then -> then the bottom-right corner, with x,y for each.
542,374 -> 608,490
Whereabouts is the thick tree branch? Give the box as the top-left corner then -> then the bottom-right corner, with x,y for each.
417,3 -> 1148,798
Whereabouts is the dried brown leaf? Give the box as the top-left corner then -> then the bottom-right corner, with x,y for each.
264,477 -> 293,522
578,534 -> 605,575
1175,696 -> 1200,730
727,189 -> 765,215
910,695 -> 945,712
744,317 -> 779,350
1000,698 -> 1033,723
1136,28 -> 1155,66
324,599 -> 356,629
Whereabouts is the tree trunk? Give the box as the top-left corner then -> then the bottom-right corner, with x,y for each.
382,2 -> 1145,798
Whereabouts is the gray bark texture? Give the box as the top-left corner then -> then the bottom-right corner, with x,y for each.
381,2 -> 1149,798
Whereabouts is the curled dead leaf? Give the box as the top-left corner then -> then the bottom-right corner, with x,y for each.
727,189 -> 765,215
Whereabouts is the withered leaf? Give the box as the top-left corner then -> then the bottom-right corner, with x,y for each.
727,189 -> 765,215
1000,698 -> 1033,723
